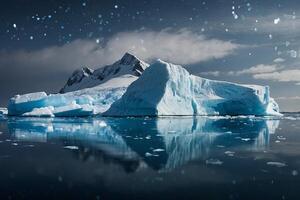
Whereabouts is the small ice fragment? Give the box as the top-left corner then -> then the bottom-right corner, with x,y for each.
12,143 -> 18,146
267,162 -> 287,167
153,148 -> 165,152
145,135 -> 151,139
145,152 -> 159,157
275,140 -> 280,143
64,146 -> 79,150
206,158 -> 223,165
241,138 -> 251,141
145,152 -> 153,157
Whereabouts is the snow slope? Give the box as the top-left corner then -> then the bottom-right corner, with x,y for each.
8,53 -> 149,117
105,60 -> 281,116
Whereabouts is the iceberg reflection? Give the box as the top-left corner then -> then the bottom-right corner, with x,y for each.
8,116 -> 279,171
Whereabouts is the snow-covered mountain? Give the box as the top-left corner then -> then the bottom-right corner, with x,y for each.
60,52 -> 149,93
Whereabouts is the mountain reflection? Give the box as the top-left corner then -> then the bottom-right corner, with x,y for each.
8,116 -> 279,171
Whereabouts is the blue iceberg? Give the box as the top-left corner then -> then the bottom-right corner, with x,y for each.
7,56 -> 281,117
105,60 -> 281,116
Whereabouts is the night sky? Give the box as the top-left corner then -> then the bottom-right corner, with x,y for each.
1,0 -> 300,111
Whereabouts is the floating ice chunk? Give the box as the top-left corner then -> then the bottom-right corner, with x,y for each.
64,146 -> 79,150
145,152 -> 153,157
145,152 -> 159,157
224,151 -> 235,156
267,161 -> 287,167
153,148 -> 165,152
241,138 -> 251,141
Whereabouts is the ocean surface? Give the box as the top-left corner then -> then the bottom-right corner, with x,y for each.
0,114 -> 300,199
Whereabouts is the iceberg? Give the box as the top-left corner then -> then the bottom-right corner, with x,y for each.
105,60 -> 281,116
7,54 -> 281,117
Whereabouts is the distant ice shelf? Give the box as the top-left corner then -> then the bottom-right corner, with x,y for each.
7,54 -> 281,117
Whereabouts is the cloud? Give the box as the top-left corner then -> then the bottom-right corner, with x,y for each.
200,71 -> 220,77
228,64 -> 280,76
0,29 -> 240,74
276,96 -> 300,100
273,57 -> 285,63
227,62 -> 300,83
253,69 -> 300,82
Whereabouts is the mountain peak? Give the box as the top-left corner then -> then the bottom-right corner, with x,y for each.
62,66 -> 94,92
120,52 -> 140,65
118,52 -> 148,76
59,53 -> 149,93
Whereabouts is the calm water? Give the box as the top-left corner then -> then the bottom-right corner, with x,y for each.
0,114 -> 300,199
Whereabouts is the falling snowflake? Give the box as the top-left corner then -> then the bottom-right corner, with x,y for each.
274,18 -> 280,24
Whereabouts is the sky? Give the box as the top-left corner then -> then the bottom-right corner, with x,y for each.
0,0 -> 300,111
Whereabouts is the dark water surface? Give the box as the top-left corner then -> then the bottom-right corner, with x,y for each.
0,114 -> 300,200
